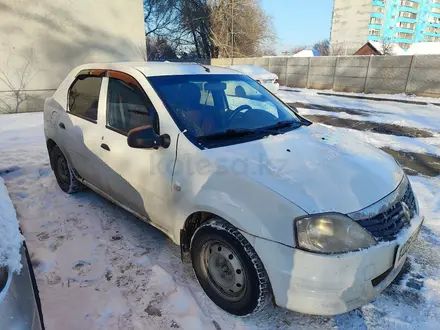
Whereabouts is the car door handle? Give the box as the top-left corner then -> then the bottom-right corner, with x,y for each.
59,122 -> 65,129
101,143 -> 110,151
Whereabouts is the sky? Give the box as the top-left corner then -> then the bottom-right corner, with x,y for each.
261,0 -> 334,54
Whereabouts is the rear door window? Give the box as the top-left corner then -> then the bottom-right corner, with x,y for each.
68,76 -> 102,122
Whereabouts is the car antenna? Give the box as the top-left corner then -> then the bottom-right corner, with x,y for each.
194,62 -> 210,73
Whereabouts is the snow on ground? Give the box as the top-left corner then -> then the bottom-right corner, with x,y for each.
411,175 -> 440,235
0,113 -> 335,329
297,106 -> 440,139
310,122 -> 440,157
281,86 -> 440,107
0,177 -> 24,273
1,109 -> 440,330
278,88 -> 440,133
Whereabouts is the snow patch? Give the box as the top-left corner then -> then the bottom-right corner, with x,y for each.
423,278 -> 440,305
0,177 -> 24,273
297,107 -> 440,137
317,123 -> 440,156
164,287 -> 215,330
277,88 -> 440,133
147,265 -> 214,329
148,265 -> 178,293
410,175 -> 440,232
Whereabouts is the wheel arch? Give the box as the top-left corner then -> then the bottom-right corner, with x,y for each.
46,138 -> 57,169
180,211 -> 218,259
179,208 -> 265,258
180,210 -> 251,260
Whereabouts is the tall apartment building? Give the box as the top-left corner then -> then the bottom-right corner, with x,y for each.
331,0 -> 440,54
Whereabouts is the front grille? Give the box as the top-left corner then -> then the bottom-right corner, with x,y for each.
358,185 -> 417,241
403,185 -> 417,214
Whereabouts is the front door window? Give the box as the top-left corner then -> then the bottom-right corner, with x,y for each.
106,77 -> 156,135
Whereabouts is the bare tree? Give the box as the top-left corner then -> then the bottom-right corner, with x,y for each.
143,0 -> 196,57
144,0 -> 178,37
313,39 -> 330,56
330,42 -> 349,56
135,42 -> 148,61
0,49 -> 37,114
146,36 -> 178,60
289,45 -> 307,55
141,0 -> 277,59
379,38 -> 394,55
261,48 -> 277,56
179,0 -> 213,58
210,0 -> 275,58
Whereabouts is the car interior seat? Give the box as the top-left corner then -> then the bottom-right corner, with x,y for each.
178,83 -> 217,135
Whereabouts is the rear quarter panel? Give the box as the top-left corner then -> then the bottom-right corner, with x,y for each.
43,65 -> 82,152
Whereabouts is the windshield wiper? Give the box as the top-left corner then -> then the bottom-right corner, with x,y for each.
198,121 -> 305,141
260,120 -> 304,131
198,128 -> 273,141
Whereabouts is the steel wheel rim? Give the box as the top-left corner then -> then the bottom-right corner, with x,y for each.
56,156 -> 69,186
202,240 -> 246,302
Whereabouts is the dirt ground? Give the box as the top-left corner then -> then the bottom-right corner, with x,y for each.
380,148 -> 440,177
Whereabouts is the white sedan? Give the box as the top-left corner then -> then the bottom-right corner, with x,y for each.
44,62 -> 423,316
229,64 -> 279,93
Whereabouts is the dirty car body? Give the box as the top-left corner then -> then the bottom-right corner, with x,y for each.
43,62 -> 423,316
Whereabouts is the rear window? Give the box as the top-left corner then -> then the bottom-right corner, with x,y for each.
68,76 -> 102,122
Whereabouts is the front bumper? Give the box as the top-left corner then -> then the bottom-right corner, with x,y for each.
252,215 -> 424,315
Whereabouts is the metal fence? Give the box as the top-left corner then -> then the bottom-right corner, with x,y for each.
211,55 -> 440,98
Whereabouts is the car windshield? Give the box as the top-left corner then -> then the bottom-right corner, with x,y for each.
148,74 -> 302,143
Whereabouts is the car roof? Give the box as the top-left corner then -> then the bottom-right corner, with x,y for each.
75,62 -> 243,77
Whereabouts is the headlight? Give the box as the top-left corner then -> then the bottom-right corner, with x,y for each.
295,213 -> 377,254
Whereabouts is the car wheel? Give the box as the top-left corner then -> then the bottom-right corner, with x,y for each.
191,218 -> 271,316
50,146 -> 82,194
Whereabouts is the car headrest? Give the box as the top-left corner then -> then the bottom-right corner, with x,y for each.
179,83 -> 201,108
235,85 -> 246,98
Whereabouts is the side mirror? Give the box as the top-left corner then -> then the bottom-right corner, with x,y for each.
127,126 -> 170,149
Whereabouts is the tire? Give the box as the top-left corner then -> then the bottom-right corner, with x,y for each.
191,218 -> 271,316
50,146 -> 82,194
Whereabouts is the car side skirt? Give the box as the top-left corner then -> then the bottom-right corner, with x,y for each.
75,175 -> 176,244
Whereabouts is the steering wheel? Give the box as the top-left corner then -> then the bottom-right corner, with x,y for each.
228,104 -> 252,122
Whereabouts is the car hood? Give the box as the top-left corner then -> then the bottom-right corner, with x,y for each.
208,124 -> 404,215
228,65 -> 278,80
250,72 -> 278,81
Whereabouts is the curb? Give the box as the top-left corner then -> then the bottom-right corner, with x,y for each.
279,87 -> 440,107
316,92 -> 429,106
